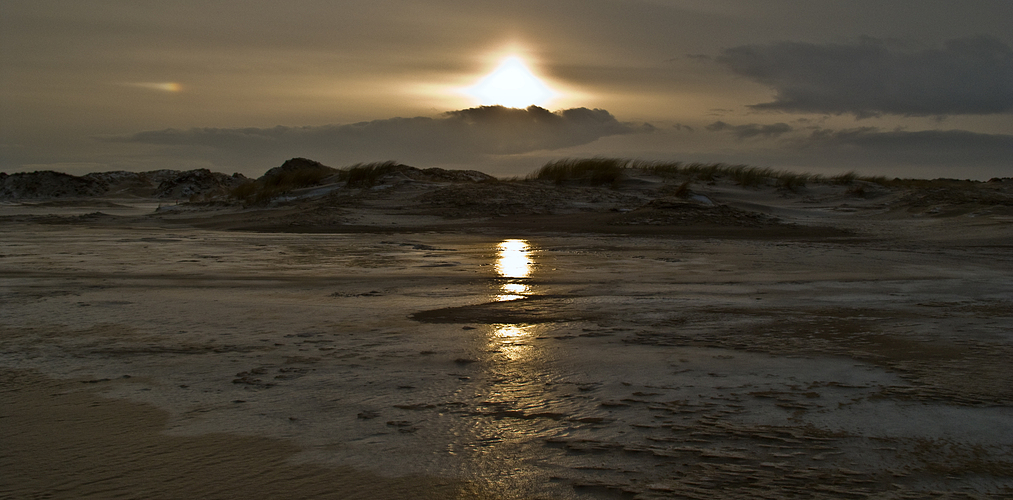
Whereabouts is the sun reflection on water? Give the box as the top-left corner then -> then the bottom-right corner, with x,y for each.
492,324 -> 533,361
498,282 -> 529,301
495,239 -> 531,278
495,239 -> 533,301
494,324 -> 529,338
491,239 -> 537,356
451,240 -> 550,483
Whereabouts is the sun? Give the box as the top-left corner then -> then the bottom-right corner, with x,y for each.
464,56 -> 558,108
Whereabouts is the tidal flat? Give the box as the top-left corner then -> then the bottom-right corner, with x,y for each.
2,171 -> 1013,499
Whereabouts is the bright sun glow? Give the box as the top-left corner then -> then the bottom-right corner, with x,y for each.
465,56 -> 558,108
124,82 -> 182,92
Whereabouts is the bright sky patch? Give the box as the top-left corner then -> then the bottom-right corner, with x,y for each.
465,56 -> 557,108
124,82 -> 182,92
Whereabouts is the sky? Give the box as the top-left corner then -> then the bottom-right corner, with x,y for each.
2,0 -> 1012,179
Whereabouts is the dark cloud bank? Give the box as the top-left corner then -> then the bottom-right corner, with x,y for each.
717,36 -> 1013,117
114,106 -> 646,166
706,121 -> 1013,170
796,128 -> 1013,166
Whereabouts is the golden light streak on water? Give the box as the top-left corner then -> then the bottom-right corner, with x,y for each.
491,324 -> 533,361
495,239 -> 532,301
495,239 -> 531,278
493,324 -> 529,339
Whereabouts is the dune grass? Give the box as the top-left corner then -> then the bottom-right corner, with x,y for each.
642,161 -> 816,188
532,158 -> 816,189
230,160 -> 413,205
263,165 -> 335,190
829,171 -> 859,185
230,159 -> 337,205
231,154 -> 943,207
341,161 -> 404,187
530,157 -> 908,191
529,157 -> 630,186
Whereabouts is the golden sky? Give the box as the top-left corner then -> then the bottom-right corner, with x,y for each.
2,1 -> 1012,179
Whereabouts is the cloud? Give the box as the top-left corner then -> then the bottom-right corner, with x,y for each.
692,121 -> 1012,175
706,121 -> 793,139
112,106 -> 646,167
717,36 -> 1013,117
792,127 -> 1013,167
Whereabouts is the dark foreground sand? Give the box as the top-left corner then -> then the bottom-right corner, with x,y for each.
1,371 -> 490,500
2,173 -> 1012,499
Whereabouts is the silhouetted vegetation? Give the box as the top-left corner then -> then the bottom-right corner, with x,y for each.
231,157 -> 338,205
227,155 -> 1002,208
636,161 -> 815,189
230,159 -> 417,205
830,171 -> 859,185
262,164 -> 336,191
529,157 -> 915,192
530,157 -> 629,186
672,180 -> 692,198
342,161 -> 404,187
861,175 -> 892,186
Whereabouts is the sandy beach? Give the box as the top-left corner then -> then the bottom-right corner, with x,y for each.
2,168 -> 1012,499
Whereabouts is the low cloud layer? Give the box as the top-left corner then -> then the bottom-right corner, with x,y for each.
790,128 -> 1013,171
113,106 -> 645,167
706,121 -> 793,139
777,127 -> 1008,176
717,36 -> 1013,117
699,120 -> 1013,174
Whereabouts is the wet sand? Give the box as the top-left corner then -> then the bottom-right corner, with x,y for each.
1,371 -> 487,500
2,178 -> 1013,499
